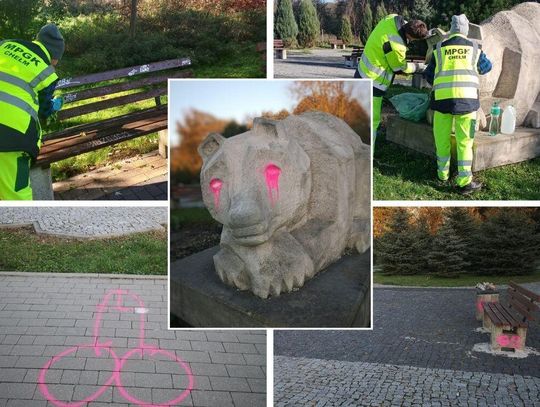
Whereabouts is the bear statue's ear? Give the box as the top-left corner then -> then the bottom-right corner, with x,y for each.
253,117 -> 281,139
198,133 -> 225,161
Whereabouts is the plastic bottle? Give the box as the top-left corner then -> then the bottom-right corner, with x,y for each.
501,105 -> 516,135
489,101 -> 501,136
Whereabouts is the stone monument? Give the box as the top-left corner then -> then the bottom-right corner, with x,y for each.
197,111 -> 371,299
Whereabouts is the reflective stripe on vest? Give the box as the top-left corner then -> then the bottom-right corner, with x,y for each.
434,37 -> 480,101
0,91 -> 38,121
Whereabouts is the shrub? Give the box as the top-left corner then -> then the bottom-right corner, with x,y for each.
275,0 -> 298,47
340,16 -> 353,45
297,0 -> 320,48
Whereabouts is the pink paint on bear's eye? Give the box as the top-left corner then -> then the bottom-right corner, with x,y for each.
209,178 -> 223,209
264,164 -> 281,206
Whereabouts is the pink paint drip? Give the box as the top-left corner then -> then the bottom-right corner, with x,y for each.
264,164 -> 281,206
38,289 -> 194,406
496,334 -> 522,348
209,178 -> 223,209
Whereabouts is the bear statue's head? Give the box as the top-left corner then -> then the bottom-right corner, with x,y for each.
198,117 -> 311,247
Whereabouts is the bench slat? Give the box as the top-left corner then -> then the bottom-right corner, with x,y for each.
61,70 -> 192,104
485,302 -> 525,327
509,299 -> 535,321
509,289 -> 539,313
44,107 -> 164,141
510,282 -> 540,302
55,58 -> 192,90
58,87 -> 166,121
37,112 -> 167,166
496,302 -> 526,327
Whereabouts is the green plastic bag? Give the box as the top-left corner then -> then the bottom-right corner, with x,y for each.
389,92 -> 430,122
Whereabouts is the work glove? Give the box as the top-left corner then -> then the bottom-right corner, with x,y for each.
413,62 -> 427,73
52,96 -> 64,112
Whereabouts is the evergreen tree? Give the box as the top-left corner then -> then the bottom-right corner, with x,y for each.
374,1 -> 388,24
376,209 -> 422,275
275,0 -> 299,47
444,208 -> 477,271
359,1 -> 373,45
340,16 -> 353,44
472,209 -> 539,276
410,212 -> 433,273
412,0 -> 434,24
427,221 -> 470,278
297,0 -> 321,48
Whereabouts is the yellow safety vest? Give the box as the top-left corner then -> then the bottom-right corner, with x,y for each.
0,40 -> 58,156
357,14 -> 415,93
432,33 -> 480,113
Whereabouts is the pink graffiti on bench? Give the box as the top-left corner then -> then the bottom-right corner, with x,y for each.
38,289 -> 194,406
496,334 -> 522,349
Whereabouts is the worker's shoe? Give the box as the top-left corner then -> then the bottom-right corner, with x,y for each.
458,181 -> 483,195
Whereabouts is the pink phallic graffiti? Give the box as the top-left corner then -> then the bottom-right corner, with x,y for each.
38,290 -> 194,407
496,334 -> 522,349
209,178 -> 223,209
476,300 -> 484,312
264,164 -> 281,206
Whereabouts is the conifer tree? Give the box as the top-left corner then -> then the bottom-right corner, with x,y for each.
473,209 -> 539,276
412,0 -> 434,23
275,0 -> 299,47
340,16 -> 353,44
297,0 -> 321,48
359,1 -> 373,45
376,209 -> 421,275
410,212 -> 433,273
427,221 -> 470,277
444,208 -> 477,272
374,1 -> 388,24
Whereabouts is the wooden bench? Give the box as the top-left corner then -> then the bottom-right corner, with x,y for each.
482,282 -> 539,351
274,39 -> 287,60
31,58 -> 193,200
344,46 -> 364,68
329,39 -> 346,50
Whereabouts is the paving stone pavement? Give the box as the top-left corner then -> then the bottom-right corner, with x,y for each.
0,274 -> 267,406
53,151 -> 168,201
0,207 -> 167,238
274,355 -> 540,407
275,287 -> 540,405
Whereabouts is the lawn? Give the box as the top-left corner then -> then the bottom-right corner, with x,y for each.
374,268 -> 540,287
374,86 -> 540,200
0,227 -> 167,275
170,207 -> 215,230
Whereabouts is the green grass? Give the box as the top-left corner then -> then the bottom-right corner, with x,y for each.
0,228 -> 167,275
170,208 -> 215,229
374,141 -> 540,200
194,47 -> 265,78
374,268 -> 540,287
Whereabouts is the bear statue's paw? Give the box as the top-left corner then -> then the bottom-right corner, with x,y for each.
214,247 -> 250,291
355,234 -> 371,254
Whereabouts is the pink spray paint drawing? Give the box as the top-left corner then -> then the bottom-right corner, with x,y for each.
38,289 -> 194,407
264,164 -> 281,206
209,178 -> 223,209
496,334 -> 522,349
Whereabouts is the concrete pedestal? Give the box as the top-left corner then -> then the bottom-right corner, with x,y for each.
386,115 -> 540,171
29,166 -> 54,200
170,246 -> 371,328
158,130 -> 168,159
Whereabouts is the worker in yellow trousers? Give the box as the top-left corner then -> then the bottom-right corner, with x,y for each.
0,24 -> 64,200
355,14 -> 429,152
424,14 -> 492,194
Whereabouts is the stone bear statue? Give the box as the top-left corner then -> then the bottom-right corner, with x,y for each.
198,111 -> 371,299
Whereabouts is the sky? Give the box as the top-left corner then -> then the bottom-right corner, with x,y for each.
169,79 -> 371,145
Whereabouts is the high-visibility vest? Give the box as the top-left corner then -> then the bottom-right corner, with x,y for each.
0,40 -> 58,157
357,14 -> 415,93
431,33 -> 480,114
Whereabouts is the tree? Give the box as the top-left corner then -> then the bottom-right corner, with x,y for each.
291,81 -> 370,142
340,16 -> 353,44
472,209 -> 540,276
376,209 -> 423,275
0,0 -> 41,38
359,1 -> 373,45
426,221 -> 470,277
374,1 -> 388,24
411,0 -> 434,24
221,121 -> 248,138
444,207 -> 477,271
129,0 -> 138,38
297,0 -> 321,48
410,212 -> 433,273
275,0 -> 298,47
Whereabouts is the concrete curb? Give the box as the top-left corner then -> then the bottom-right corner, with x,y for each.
0,271 -> 167,279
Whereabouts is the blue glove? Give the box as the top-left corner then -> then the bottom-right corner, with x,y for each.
52,97 -> 63,112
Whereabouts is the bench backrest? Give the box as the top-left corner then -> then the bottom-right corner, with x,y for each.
48,58 -> 192,130
508,282 -> 539,322
274,39 -> 284,48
